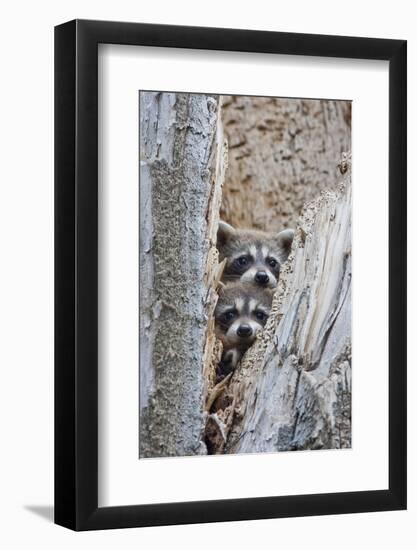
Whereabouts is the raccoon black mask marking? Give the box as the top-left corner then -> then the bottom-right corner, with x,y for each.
217,221 -> 294,288
214,282 -> 273,379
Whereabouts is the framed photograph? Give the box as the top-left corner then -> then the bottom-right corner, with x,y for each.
55,19 -> 406,530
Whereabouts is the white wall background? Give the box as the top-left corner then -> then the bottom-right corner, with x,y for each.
0,1 -> 414,547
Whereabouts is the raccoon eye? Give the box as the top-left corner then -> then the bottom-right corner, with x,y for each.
254,310 -> 267,321
236,256 -> 250,267
267,257 -> 278,268
222,310 -> 236,322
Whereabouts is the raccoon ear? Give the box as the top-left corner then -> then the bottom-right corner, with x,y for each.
276,228 -> 295,262
217,221 -> 235,249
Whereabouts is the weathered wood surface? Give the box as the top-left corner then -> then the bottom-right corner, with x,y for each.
220,96 -> 351,232
139,91 -> 352,457
208,157 -> 352,454
139,92 -> 227,457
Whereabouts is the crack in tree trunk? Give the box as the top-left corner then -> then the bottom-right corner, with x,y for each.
213,161 -> 352,455
139,92 -> 351,458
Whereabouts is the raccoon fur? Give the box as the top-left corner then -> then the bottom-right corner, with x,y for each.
214,281 -> 273,379
217,221 -> 294,289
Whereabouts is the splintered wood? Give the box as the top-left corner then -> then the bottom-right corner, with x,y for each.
140,90 -> 352,457
206,156 -> 352,455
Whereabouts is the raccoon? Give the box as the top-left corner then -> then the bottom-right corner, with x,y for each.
217,221 -> 294,289
214,282 -> 273,379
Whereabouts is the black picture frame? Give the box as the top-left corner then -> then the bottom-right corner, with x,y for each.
55,19 -> 407,531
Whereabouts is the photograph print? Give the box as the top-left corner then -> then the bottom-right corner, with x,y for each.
139,91 -> 351,458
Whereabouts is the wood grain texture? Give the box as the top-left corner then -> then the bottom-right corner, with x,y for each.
211,157 -> 352,454
139,92 -> 227,457
139,92 -> 351,457
220,95 -> 351,232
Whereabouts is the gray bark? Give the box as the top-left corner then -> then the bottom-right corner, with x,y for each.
139,92 -> 226,457
207,157 -> 352,454
139,92 -> 351,458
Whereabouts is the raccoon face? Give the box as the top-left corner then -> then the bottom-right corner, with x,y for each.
217,221 -> 294,288
214,282 -> 273,351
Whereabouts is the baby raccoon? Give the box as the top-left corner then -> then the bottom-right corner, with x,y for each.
217,221 -> 294,289
214,282 -> 273,379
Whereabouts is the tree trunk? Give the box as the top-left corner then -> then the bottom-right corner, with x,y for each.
220,96 -> 351,231
139,92 -> 351,458
207,155 -> 352,454
139,92 -> 227,458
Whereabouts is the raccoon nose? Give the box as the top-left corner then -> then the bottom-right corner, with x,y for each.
237,324 -> 253,338
255,271 -> 269,285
